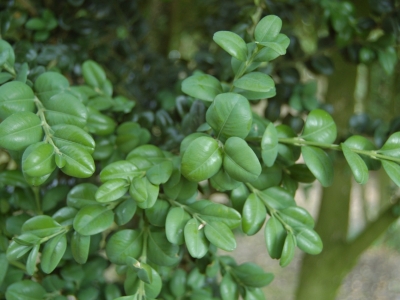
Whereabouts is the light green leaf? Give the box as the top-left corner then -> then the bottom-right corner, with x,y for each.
26,243 -> 39,275
279,233 -> 296,267
166,207 -> 191,245
279,206 -> 315,230
147,230 -> 181,266
6,280 -> 46,300
206,93 -> 252,139
296,228 -> 323,255
233,72 -> 275,93
379,132 -> 400,159
181,74 -> 222,102
197,201 -> 241,229
96,179 -> 129,203
41,234 -> 67,273
82,60 -> 107,88
261,123 -> 278,167
242,193 -> 266,235
184,218 -> 209,258
52,124 -> 95,154
0,81 -> 35,120
71,231 -> 91,264
86,107 -> 116,136
213,31 -> 247,61
21,215 -> 62,238
232,262 -> 274,288
145,199 -> 170,227
106,229 -> 143,265
100,160 -> 140,182
59,145 -> 95,178
67,183 -> 98,209
382,160 -> 400,187
341,143 -> 369,184
378,47 -> 397,76
301,146 -> 333,187
115,198 -> 137,226
210,167 -> 241,192
254,34 -> 289,62
224,137 -> 261,182
220,273 -> 239,300
344,135 -> 380,170
22,142 -> 56,177
0,112 -> 43,151
146,160 -> 173,185
34,72 -> 69,101
264,216 -> 286,259
301,109 -> 337,144
254,15 -> 282,42
204,220 -> 236,251
73,205 -> 114,236
181,136 -> 222,182
129,177 -> 159,207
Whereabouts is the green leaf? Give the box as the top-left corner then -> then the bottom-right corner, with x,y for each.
96,179 -> 129,203
146,160 -> 173,185
286,164 -> 315,183
87,96 -> 113,111
22,215 -> 62,238
197,201 -> 241,229
254,34 -> 289,62
301,146 -> 333,187
71,231 -> 90,264
147,230 -> 181,266
42,185 -> 70,212
52,207 -> 78,226
344,135 -> 380,170
0,40 -> 15,70
279,206 -> 315,230
100,160 -> 140,182
220,273 -> 239,300
242,193 -> 266,235
166,207 -> 191,245
296,228 -> 323,255
0,112 -> 43,151
34,72 -> 69,101
73,205 -> 114,236
379,132 -> 400,159
184,218 -> 209,258
251,165 -> 282,190
26,243 -> 39,275
264,216 -> 286,259
204,220 -> 236,251
106,229 -> 143,265
244,287 -> 266,300
223,137 -> 261,182
206,93 -> 252,139
86,107 -> 116,136
233,72 -> 275,93
181,136 -> 222,182
382,160 -> 400,187
0,81 -> 35,120
341,143 -> 369,184
0,72 -> 13,84
67,183 -> 98,209
301,109 -> 337,144
213,31 -> 247,61
261,123 -> 278,167
254,15 -> 282,42
210,167 -> 241,192
22,142 -> 56,177
124,267 -> 162,299
59,145 -> 95,178
276,125 -> 301,166
127,144 -> 165,159
169,269 -> 187,298
145,199 -> 170,227
115,198 -> 137,226
181,74 -> 222,102
25,18 -> 46,30
82,60 -> 107,88
129,176 -> 159,208
0,253 -> 8,286
279,233 -> 296,267
6,280 -> 46,300
52,124 -> 95,154
41,234 -> 67,273
232,262 -> 274,288
378,47 -> 397,76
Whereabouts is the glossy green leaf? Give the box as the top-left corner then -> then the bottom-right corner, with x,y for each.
52,207 -> 78,226
344,135 -> 380,170
26,243 -> 39,275
0,40 -> 15,70
166,207 -> 191,245
86,107 -> 116,136
220,273 -> 239,300
254,15 -> 282,42
52,124 -> 95,154
382,160 -> 400,187
213,31 -> 247,61
82,60 -> 106,88
127,144 -> 165,159
106,229 -> 143,265
71,231 -> 90,264
22,215 -> 62,238
42,185 -> 70,212
244,287 -> 266,300
279,206 -> 315,230
6,280 -> 46,300
242,193 -> 266,235
276,125 -> 301,166
181,74 -> 222,102
67,183 -> 98,209
146,160 -> 173,185
59,145 -> 95,178
232,262 -> 274,287
231,183 -> 250,212
206,93 -> 252,139
296,228 -> 323,255
96,179 -> 129,203
264,216 -> 286,259
34,72 -> 69,101
115,198 -> 137,226
301,109 -> 337,144
87,96 -> 113,111
0,170 -> 29,188
261,123 -> 278,167
279,233 -> 296,267
73,205 -> 114,236
210,167 -> 241,192
145,199 -> 170,227
234,72 -> 275,93
251,165 -> 282,190
0,111 -> 43,151
41,234 -> 67,273
0,72 -> 13,84
341,143 -> 369,184
180,133 -> 208,155
124,267 -> 162,299
379,132 -> 400,159
129,176 -> 159,208
0,81 -> 35,120
204,220 -> 236,251
147,230 -> 181,266
22,142 -> 56,177
6,238 -> 35,261
0,253 -> 8,286
100,160 -> 140,182
181,136 -> 222,182
41,93 -> 87,127
301,146 -> 333,187
163,175 -> 198,202
197,201 -> 241,229
169,269 -> 187,297
254,34 -> 290,62
224,137 -> 261,182
184,218 -> 209,258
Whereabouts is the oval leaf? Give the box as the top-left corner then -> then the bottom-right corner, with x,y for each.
341,143 -> 369,184
181,74 -> 222,102
184,218 -> 209,258
242,193 -> 266,235
301,146 -> 334,187
301,109 -> 337,144
296,228 -> 323,255
264,216 -> 286,259
261,123 -> 278,167
204,220 -> 236,252
213,31 -> 247,61
73,205 -> 114,236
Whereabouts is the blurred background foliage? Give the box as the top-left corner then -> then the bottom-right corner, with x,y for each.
1,0 -> 400,298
